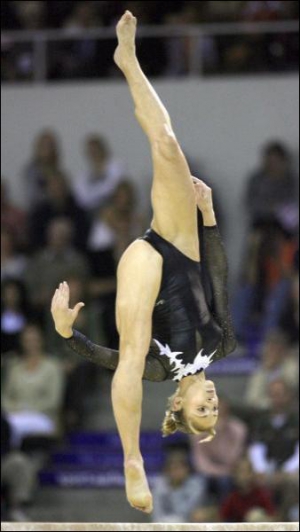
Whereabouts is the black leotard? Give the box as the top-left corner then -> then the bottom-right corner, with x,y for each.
66,225 -> 236,382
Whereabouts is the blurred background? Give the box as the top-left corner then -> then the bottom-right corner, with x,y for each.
1,0 -> 299,526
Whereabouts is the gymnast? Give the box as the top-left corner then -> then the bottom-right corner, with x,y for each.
51,11 -> 236,514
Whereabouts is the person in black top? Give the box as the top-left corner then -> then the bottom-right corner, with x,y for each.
51,10 -> 236,515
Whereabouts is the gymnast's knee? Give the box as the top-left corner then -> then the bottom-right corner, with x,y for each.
153,126 -> 180,160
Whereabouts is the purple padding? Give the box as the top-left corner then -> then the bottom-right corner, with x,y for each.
39,470 -> 159,489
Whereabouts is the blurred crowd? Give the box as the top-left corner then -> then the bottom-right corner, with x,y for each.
1,128 -> 299,523
2,1 -> 299,30
1,1 -> 299,80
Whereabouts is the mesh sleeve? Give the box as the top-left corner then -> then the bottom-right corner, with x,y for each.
65,330 -> 167,382
202,226 -> 237,359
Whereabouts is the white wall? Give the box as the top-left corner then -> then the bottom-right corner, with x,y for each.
1,75 -> 299,277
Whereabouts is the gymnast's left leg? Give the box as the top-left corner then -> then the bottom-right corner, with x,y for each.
112,240 -> 163,513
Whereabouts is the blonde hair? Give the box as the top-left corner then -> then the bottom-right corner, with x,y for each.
161,392 -> 216,444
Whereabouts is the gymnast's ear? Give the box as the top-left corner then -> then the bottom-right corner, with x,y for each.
171,395 -> 183,411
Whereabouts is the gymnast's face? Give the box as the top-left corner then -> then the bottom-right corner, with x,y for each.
174,379 -> 219,431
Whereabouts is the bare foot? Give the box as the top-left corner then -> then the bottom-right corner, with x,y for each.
114,10 -> 137,71
124,458 -> 153,514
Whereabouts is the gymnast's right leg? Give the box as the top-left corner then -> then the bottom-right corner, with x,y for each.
114,10 -> 200,261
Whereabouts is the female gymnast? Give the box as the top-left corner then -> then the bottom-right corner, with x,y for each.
51,11 -> 236,514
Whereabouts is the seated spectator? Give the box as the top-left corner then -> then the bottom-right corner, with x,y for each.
1,229 -> 28,282
72,134 -> 124,213
190,397 -> 248,502
1,324 -> 65,448
249,379 -> 299,521
233,220 -> 298,343
220,456 -> 276,523
10,1 -> 46,30
245,141 -> 298,227
64,1 -> 103,31
1,279 -> 33,355
48,274 -> 101,432
25,217 -> 90,312
1,180 -> 28,251
245,330 -> 298,410
28,170 -> 89,252
279,260 -> 299,346
1,412 -> 37,523
152,448 -> 207,523
88,179 -> 147,263
86,179 -> 146,349
206,1 -> 244,22
241,1 -> 293,21
23,129 -> 62,207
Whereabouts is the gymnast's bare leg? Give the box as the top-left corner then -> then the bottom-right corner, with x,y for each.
112,11 -> 199,513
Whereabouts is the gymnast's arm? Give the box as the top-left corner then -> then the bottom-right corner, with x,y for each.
65,330 -> 167,381
193,178 -> 237,357
51,282 -> 167,382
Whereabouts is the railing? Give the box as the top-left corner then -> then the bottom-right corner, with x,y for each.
1,20 -> 299,82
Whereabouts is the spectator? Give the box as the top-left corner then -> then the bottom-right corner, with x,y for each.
152,448 -> 207,523
23,129 -> 62,207
190,397 -> 248,502
249,379 -> 299,520
1,279 -> 32,355
1,229 -> 28,282
24,217 -> 90,312
72,134 -> 124,213
1,324 -> 65,447
28,170 -> 89,252
242,1 -> 292,22
1,412 -> 37,523
64,1 -> 103,31
88,180 -> 147,263
220,456 -> 276,523
56,2 -> 106,79
279,262 -> 299,346
233,221 -> 298,343
86,179 -> 145,348
206,1 -> 244,22
245,330 -> 299,410
12,1 -> 47,30
1,180 -> 28,251
245,141 -> 298,227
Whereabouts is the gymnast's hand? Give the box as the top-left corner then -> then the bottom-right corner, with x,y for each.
192,176 -> 213,212
51,281 -> 85,339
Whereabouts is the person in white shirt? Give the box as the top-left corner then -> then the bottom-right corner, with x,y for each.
73,134 -> 124,213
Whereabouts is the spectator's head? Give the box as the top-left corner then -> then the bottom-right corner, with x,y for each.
112,180 -> 136,212
44,171 -> 70,205
70,1 -> 101,28
268,379 -> 294,414
46,217 -> 74,251
162,377 -> 218,443
262,330 -> 289,370
245,508 -> 273,523
1,278 -> 28,312
14,1 -> 46,30
233,456 -> 255,493
85,134 -> 110,169
163,450 -> 192,487
262,141 -> 290,177
20,323 -> 45,357
1,229 -> 16,258
33,129 -> 60,166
